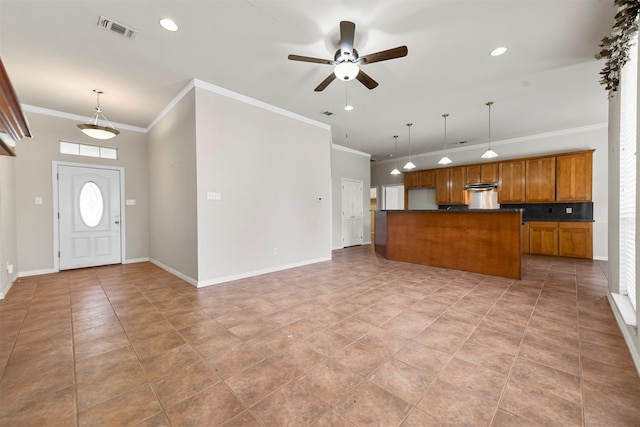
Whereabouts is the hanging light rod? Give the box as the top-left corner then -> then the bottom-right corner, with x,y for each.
390,135 -> 401,175
77,89 -> 119,140
403,123 -> 416,170
481,101 -> 498,159
438,113 -> 452,165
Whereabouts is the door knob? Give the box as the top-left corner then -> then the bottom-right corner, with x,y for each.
115,221 -> 120,224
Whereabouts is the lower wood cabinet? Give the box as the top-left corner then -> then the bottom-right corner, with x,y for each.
528,221 -> 592,259
529,222 -> 559,256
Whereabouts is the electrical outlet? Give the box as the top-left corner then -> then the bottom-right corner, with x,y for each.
35,197 -> 42,205
566,207 -> 573,214
6,263 -> 13,274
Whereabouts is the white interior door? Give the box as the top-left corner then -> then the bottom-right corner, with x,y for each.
58,165 -> 122,270
342,178 -> 363,247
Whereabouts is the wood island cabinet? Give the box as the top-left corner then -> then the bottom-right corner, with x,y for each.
466,164 -> 498,184
526,156 -> 556,202
529,221 -> 559,256
498,160 -> 526,203
556,151 -> 593,201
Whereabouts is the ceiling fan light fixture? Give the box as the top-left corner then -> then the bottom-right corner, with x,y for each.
77,90 -> 119,140
334,62 -> 359,81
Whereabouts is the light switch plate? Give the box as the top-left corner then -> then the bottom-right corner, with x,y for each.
207,192 -> 222,200
126,199 -> 137,205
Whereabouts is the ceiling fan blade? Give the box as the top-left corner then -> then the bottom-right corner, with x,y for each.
360,46 -> 408,64
340,21 -> 356,57
288,54 -> 333,65
356,69 -> 378,90
314,73 -> 337,92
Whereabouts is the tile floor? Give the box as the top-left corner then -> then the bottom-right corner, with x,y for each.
1,245 -> 639,426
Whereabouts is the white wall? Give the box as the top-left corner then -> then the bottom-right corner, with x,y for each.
331,145 -> 371,249
147,90 -> 198,283
371,125 -> 608,260
194,84 -> 332,286
0,156 -> 17,297
14,112 -> 149,275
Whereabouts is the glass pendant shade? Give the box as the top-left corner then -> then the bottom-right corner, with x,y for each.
481,148 -> 498,159
403,123 -> 415,170
77,90 -> 119,140
403,161 -> 416,169
438,156 -> 452,165
390,168 -> 401,175
390,135 -> 401,175
334,62 -> 359,80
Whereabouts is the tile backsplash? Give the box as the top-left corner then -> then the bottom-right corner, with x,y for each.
502,202 -> 593,221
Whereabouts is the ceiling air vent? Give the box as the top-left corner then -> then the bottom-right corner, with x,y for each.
321,111 -> 334,116
97,16 -> 137,40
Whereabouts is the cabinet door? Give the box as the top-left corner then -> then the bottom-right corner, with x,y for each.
529,222 -> 559,256
558,222 -> 593,259
404,171 -> 420,189
481,164 -> 498,183
419,170 -> 436,188
466,165 -> 481,184
498,160 -> 526,203
526,157 -> 556,202
435,168 -> 450,205
449,166 -> 467,204
556,152 -> 593,201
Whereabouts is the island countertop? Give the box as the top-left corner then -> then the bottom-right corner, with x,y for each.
375,210 -> 522,279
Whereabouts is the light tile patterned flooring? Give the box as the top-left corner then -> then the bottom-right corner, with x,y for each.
1,245 -> 639,426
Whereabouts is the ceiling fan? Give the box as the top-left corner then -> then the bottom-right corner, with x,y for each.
288,21 -> 408,92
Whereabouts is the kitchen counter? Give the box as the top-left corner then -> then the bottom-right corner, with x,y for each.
375,210 -> 522,279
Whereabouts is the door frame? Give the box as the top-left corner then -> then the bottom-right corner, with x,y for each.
52,161 -> 126,272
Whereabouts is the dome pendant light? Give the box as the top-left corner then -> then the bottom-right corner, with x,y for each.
390,135 -> 401,175
77,90 -> 120,140
403,123 -> 416,170
481,101 -> 498,159
438,113 -> 453,165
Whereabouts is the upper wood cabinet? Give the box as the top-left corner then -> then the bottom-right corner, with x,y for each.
449,166 -> 467,204
404,171 -> 420,189
418,170 -> 436,188
498,160 -> 526,203
466,164 -> 498,184
556,151 -> 593,201
525,157 -> 556,202
435,168 -> 450,205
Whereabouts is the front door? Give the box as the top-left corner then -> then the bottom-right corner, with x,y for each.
58,165 -> 122,270
342,178 -> 363,247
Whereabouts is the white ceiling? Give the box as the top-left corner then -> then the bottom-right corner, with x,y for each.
1,0 -> 615,161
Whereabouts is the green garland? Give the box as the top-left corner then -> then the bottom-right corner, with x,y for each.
595,0 -> 639,96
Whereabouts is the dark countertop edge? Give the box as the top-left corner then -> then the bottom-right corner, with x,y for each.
378,209 -> 523,213
523,219 -> 595,222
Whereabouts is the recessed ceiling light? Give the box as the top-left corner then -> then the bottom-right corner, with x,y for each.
159,18 -> 179,32
490,47 -> 507,57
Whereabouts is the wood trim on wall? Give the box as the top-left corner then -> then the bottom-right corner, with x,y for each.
0,58 -> 31,156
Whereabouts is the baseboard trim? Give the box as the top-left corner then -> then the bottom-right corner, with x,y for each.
607,293 -> 640,376
148,258 -> 198,287
0,273 -> 19,299
196,256 -> 332,288
593,255 -> 609,261
124,257 -> 150,264
18,268 -> 57,278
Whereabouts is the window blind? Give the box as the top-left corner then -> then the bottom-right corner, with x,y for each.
619,36 -> 637,311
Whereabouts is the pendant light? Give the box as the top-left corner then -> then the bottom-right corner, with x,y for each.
390,135 -> 401,175
403,123 -> 416,170
481,101 -> 498,159
344,82 -> 353,111
77,90 -> 120,139
438,113 -> 453,165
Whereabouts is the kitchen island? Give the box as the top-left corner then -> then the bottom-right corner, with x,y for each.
374,209 -> 523,279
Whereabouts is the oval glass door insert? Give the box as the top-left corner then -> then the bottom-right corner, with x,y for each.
79,181 -> 104,228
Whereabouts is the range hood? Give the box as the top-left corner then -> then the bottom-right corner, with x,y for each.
465,182 -> 498,191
